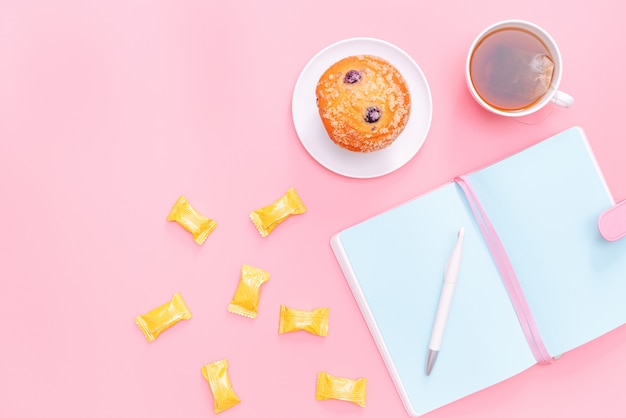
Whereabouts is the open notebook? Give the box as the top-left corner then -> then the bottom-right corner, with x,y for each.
331,127 -> 626,416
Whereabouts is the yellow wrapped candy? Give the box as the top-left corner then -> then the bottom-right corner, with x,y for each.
278,305 -> 329,336
315,372 -> 367,407
167,195 -> 217,245
135,292 -> 192,342
249,187 -> 307,237
201,359 -> 241,414
228,264 -> 270,319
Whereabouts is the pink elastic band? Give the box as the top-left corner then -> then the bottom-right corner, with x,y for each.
455,176 -> 552,364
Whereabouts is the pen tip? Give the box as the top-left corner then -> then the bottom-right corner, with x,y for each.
425,350 -> 438,376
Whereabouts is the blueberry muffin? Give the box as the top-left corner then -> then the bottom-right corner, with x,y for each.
315,55 -> 411,152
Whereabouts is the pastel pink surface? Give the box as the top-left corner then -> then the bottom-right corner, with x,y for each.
1,1 -> 625,418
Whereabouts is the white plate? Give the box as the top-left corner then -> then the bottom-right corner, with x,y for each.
292,37 -> 433,179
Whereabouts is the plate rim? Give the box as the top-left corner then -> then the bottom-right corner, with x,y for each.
291,36 -> 433,179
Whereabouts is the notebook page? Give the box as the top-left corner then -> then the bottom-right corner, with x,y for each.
333,182 -> 536,416
467,127 -> 626,356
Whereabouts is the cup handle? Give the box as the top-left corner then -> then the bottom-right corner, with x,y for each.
551,90 -> 574,108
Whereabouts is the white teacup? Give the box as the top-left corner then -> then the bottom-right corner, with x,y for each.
466,20 -> 574,117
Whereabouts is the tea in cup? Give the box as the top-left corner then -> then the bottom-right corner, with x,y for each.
466,20 -> 573,117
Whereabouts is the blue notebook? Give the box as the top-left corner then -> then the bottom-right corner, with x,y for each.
331,127 -> 626,416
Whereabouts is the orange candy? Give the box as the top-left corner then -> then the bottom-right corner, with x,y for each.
201,359 -> 241,414
250,187 -> 307,237
316,372 -> 367,407
135,292 -> 192,342
167,195 -> 217,245
278,305 -> 329,336
228,265 -> 271,319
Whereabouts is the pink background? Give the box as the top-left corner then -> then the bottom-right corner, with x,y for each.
1,1 -> 625,417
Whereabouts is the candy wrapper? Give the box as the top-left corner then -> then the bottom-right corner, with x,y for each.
315,372 -> 367,407
167,195 -> 217,245
250,187 -> 307,237
201,359 -> 241,414
228,264 -> 270,319
135,292 -> 192,342
278,305 -> 329,336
